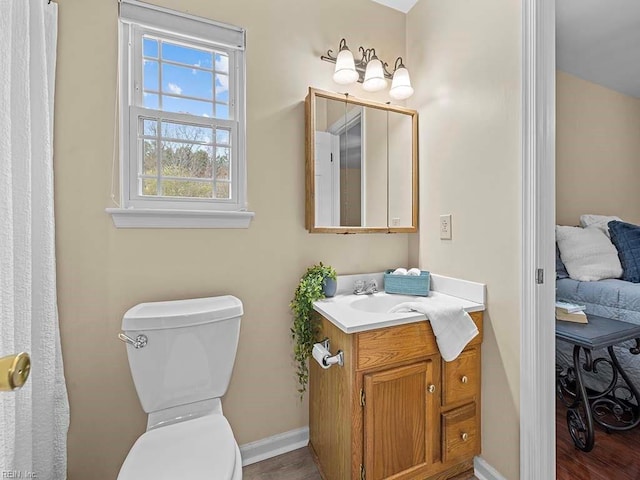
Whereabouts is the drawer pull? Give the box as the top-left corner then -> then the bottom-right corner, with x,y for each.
461,432 -> 469,441
427,384 -> 436,394
461,375 -> 468,384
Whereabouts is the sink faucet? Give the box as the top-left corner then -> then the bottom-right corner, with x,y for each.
354,279 -> 378,295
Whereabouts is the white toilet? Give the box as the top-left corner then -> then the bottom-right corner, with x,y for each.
117,295 -> 243,480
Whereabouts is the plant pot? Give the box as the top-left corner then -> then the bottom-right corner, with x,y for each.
322,277 -> 337,297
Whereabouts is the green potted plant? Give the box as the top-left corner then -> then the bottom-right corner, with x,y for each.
290,262 -> 337,396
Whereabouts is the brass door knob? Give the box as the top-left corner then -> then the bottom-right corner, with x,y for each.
461,432 -> 469,441
427,384 -> 436,394
461,375 -> 468,384
0,353 -> 31,392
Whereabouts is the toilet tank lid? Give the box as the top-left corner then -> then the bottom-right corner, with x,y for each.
122,295 -> 243,331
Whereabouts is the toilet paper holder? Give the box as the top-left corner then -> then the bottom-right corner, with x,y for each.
318,338 -> 344,368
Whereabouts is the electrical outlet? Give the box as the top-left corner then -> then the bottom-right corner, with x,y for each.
440,214 -> 452,240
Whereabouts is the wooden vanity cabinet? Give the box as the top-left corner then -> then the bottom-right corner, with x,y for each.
309,312 -> 483,480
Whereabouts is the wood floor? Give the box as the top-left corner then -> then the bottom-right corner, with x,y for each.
244,401 -> 640,480
242,448 -> 322,480
556,398 -> 640,480
243,447 -> 478,479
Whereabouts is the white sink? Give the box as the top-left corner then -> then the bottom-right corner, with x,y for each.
312,273 -> 485,334
349,294 -> 420,313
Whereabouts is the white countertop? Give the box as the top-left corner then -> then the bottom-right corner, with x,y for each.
313,273 -> 486,334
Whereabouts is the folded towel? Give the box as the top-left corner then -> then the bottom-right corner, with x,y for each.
407,268 -> 421,276
388,298 -> 479,361
392,268 -> 408,275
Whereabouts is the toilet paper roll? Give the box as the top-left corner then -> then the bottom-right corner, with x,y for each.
392,268 -> 408,275
407,268 -> 421,276
312,343 -> 331,369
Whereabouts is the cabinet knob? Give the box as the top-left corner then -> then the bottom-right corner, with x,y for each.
427,384 -> 436,394
461,432 -> 469,442
461,375 -> 468,384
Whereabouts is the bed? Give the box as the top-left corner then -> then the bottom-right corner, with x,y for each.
555,219 -> 640,399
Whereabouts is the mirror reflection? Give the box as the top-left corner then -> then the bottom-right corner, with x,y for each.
306,88 -> 417,233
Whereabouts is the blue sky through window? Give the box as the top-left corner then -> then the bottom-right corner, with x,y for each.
142,36 -> 230,118
162,63 -> 212,99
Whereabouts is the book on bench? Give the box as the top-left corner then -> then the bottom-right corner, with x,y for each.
556,308 -> 588,323
556,301 -> 587,314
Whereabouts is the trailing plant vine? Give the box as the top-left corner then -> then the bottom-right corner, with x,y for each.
290,262 -> 337,397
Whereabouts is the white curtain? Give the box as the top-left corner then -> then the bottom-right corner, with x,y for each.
0,1 -> 69,479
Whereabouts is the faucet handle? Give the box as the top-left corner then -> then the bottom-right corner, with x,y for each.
354,280 -> 365,294
365,279 -> 378,293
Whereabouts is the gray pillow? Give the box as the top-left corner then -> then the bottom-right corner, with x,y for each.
580,214 -> 622,238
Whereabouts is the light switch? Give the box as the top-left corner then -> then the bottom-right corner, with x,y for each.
440,214 -> 452,240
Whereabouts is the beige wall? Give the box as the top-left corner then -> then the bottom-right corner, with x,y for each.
556,71 -> 640,226
54,0 -> 411,478
408,1 -> 522,479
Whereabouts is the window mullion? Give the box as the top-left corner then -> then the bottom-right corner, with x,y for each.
156,119 -> 162,196
158,40 -> 164,111
212,139 -> 216,199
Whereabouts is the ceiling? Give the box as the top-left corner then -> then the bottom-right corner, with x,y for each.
371,1 -> 640,98
557,0 -> 640,98
370,0 -> 418,14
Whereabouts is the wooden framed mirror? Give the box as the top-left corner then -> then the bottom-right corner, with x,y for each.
305,88 -> 418,233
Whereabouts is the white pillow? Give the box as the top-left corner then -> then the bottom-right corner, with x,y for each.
580,214 -> 622,238
556,225 -> 622,281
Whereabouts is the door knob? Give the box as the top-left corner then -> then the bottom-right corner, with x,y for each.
0,353 -> 31,392
427,384 -> 436,394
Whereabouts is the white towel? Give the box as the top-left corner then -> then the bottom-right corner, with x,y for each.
388,299 -> 479,361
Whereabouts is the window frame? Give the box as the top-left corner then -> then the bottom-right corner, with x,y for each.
111,1 -> 252,227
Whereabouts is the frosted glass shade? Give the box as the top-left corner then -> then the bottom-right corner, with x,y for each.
389,67 -> 414,100
333,49 -> 359,85
362,58 -> 387,92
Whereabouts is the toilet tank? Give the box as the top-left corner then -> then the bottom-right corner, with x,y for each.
121,296 -> 242,414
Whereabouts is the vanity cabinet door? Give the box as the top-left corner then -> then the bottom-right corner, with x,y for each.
363,359 -> 439,480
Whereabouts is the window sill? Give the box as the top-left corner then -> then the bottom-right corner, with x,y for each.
106,208 -> 255,229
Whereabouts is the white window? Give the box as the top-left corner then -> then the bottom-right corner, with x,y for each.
108,0 -> 254,228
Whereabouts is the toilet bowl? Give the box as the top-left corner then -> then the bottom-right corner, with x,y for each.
117,296 -> 243,480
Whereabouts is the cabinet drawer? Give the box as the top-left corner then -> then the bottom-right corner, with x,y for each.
356,322 -> 439,371
443,347 -> 479,405
441,403 -> 479,463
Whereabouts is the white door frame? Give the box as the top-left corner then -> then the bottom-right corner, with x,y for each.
521,0 -> 556,479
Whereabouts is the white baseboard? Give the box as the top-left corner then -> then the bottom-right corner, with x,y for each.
240,430 -> 504,478
475,456 -> 508,480
239,426 -> 310,467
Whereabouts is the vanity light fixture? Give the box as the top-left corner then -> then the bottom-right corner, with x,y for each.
321,38 -> 414,99
362,50 -> 387,92
389,58 -> 414,100
332,39 -> 360,85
